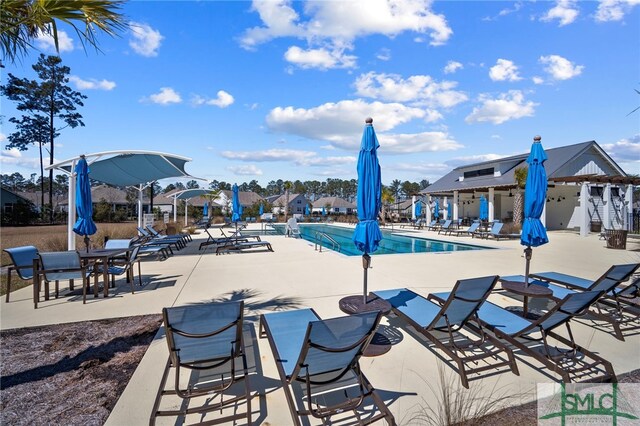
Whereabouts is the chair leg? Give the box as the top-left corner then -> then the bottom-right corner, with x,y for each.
5,270 -> 12,303
82,276 -> 87,304
137,261 -> 142,286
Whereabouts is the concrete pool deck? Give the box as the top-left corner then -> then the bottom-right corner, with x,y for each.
1,224 -> 639,425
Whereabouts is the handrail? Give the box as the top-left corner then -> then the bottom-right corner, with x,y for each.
314,232 -> 341,253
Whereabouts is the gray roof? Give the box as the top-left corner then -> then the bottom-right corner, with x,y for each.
219,189 -> 264,206
423,141 -> 626,194
312,196 -> 356,209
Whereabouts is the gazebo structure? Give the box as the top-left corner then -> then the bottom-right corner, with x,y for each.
46,150 -> 202,250
170,188 -> 221,226
422,140 -> 636,236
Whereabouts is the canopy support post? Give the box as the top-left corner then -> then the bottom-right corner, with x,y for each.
67,160 -> 77,250
137,184 -> 144,231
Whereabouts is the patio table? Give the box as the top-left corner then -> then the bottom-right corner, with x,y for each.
80,248 -> 131,298
500,279 -> 553,319
339,293 -> 393,357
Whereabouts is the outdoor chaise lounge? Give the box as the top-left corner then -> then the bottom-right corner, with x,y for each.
477,222 -> 520,240
437,219 -> 453,235
105,238 -> 171,260
426,220 -> 441,231
3,245 -> 37,302
430,290 -> 616,383
448,221 -> 480,237
373,276 -> 519,388
150,301 -> 251,425
199,224 -> 261,250
137,227 -> 185,250
259,309 -> 396,425
146,225 -> 192,244
215,239 -> 273,255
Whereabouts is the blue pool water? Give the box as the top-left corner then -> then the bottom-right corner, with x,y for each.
271,224 -> 490,256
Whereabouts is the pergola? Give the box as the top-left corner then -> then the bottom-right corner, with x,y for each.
170,189 -> 220,226
46,150 -> 203,250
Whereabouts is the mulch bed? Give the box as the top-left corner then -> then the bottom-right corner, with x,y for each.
0,315 -> 162,426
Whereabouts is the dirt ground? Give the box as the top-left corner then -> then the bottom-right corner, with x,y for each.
0,315 -> 162,426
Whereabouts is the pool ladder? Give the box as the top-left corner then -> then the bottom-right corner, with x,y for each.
314,232 -> 341,253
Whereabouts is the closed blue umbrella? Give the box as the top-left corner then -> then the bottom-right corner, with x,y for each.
322,206 -> 326,216
415,201 -> 422,218
203,202 -> 209,218
479,195 -> 488,221
434,198 -> 440,220
231,183 -> 242,222
259,203 -> 264,216
521,136 -> 549,286
447,202 -> 452,220
352,118 -> 383,303
73,155 -> 97,252
305,204 -> 310,215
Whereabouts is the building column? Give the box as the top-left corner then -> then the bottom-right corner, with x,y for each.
603,183 -> 611,230
67,160 -> 77,250
580,181 -> 589,237
453,191 -> 459,220
411,195 -> 416,221
173,196 -> 177,222
625,184 -> 634,231
488,187 -> 495,222
426,195 -> 432,224
184,200 -> 188,226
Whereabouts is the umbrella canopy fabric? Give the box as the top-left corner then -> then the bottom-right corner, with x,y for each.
352,121 -> 383,254
521,140 -> 549,248
434,199 -> 440,219
479,195 -> 488,221
322,207 -> 326,216
415,201 -> 422,218
304,204 -> 310,215
231,183 -> 243,222
259,203 -> 264,216
203,202 -> 209,217
73,157 -> 97,237
447,203 -> 452,220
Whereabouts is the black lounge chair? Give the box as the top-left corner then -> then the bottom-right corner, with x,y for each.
146,225 -> 192,243
199,224 -> 261,250
150,301 -> 251,425
476,222 -> 519,240
431,290 -> 616,383
3,245 -> 38,302
373,276 -> 519,388
137,227 -> 184,250
259,309 -> 396,425
448,221 -> 481,237
215,240 -> 273,255
437,219 -> 454,235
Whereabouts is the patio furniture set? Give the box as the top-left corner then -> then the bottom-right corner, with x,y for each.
149,262 -> 638,425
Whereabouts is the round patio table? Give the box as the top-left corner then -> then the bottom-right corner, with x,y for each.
339,294 -> 392,357
501,280 -> 553,320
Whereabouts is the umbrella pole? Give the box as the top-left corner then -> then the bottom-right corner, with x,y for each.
524,246 -> 532,287
84,235 -> 90,253
362,253 -> 371,303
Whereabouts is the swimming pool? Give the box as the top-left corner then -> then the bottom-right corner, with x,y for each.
273,224 -> 490,256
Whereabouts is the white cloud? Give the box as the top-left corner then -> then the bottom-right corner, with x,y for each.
541,0 -> 580,26
375,131 -> 462,154
539,55 -> 584,80
595,0 -> 640,22
35,28 -> 74,52
465,90 -> 537,125
482,1 -> 523,21
532,76 -> 545,85
444,153 -> 508,168
192,90 -> 235,108
129,22 -> 163,57
0,149 -> 43,169
601,134 -> 640,163
0,132 -> 6,143
489,59 -> 522,82
227,165 -> 264,176
354,72 -> 467,109
387,161 -> 450,175
221,148 -> 356,167
68,76 -> 116,91
443,60 -> 463,74
284,45 -> 357,69
240,0 -> 452,67
376,48 -> 391,61
144,87 -> 182,105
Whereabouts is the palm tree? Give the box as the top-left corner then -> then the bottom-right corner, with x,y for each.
200,188 -> 221,218
379,187 -> 395,225
283,180 -> 292,221
513,167 -> 528,226
1,0 -> 127,64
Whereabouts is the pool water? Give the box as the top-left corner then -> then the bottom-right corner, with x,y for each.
272,224 -> 490,256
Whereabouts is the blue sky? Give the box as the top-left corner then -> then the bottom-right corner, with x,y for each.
1,0 -> 639,187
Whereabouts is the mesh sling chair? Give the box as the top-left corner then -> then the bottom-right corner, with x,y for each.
430,290 -> 616,383
198,224 -> 258,250
150,301 -> 251,425
137,227 -> 185,250
259,309 -> 396,426
373,276 -> 519,389
3,245 -> 38,302
37,251 -> 91,307
502,263 -> 640,341
146,225 -> 192,243
92,245 -> 142,294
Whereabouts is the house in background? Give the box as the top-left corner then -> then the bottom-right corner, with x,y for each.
1,186 -> 35,215
312,196 -> 356,215
218,190 -> 264,215
268,193 -> 310,215
422,140 -> 637,236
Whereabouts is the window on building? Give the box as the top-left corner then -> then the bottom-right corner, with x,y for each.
296,200 -> 301,204
463,167 -> 494,179
4,203 -> 14,214
589,186 -> 603,197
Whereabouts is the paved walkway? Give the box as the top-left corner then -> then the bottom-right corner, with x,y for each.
1,225 -> 638,425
